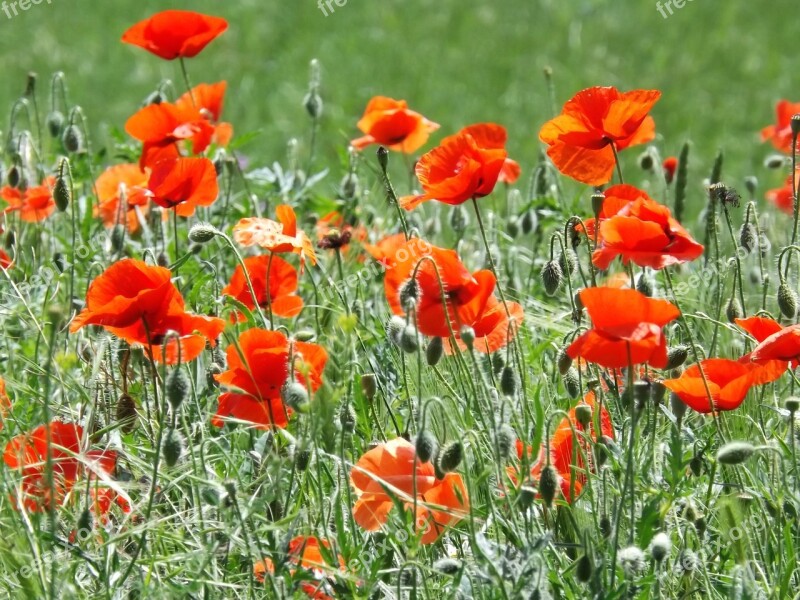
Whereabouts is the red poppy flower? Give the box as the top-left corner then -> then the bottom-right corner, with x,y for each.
567,287 -> 680,369
221,255 -> 304,320
0,249 -> 12,270
350,437 -> 469,544
70,258 -> 225,364
233,205 -> 317,268
760,100 -> 800,154
661,359 -> 770,414
3,421 -> 130,515
176,81 -> 234,147
749,324 -> 800,365
539,86 -> 660,185
94,163 -> 151,233
125,101 -> 216,170
362,233 -> 407,267
663,156 -> 678,184
351,96 -> 439,153
212,328 -> 327,430
736,316 -> 783,344
1,177 -> 56,223
765,170 -> 799,215
399,127 -> 507,210
121,10 -> 228,60
384,238 -> 523,353
734,316 -> 791,379
147,156 -> 218,217
449,123 -> 521,185
590,185 -> 703,270
0,376 -> 9,431
254,536 -> 345,600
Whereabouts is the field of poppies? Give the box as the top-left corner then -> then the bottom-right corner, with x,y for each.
1,4 -> 800,600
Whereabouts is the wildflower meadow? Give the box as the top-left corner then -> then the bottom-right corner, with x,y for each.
0,2 -> 799,599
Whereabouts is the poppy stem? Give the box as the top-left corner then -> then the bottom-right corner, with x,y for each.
471,197 -> 513,322
788,128 -> 800,277
377,148 -> 410,240
609,141 -> 624,184
178,57 -> 196,107
265,252 -> 274,326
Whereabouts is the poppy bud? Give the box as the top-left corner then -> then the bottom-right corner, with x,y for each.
7,164 -> 20,188
399,278 -> 420,310
575,554 -> 593,583
109,225 -> 126,253
559,249 -> 577,276
556,347 -> 573,375
541,260 -> 563,296
376,146 -> 389,172
386,315 -> 406,346
563,367 -> 580,399
538,464 -> 559,507
143,90 -> 165,106
166,368 -> 190,412
450,204 -> 469,234
670,392 -> 688,426
339,172 -> 359,200
575,403 -> 592,428
507,217 -> 520,239
599,514 -> 612,538
360,374 -> 377,402
665,345 -> 689,370
303,91 -> 323,119
518,210 -> 536,236
339,403 -> 356,433
201,486 -> 222,507
282,382 -> 310,411
689,454 -> 704,476
156,252 -> 169,267
116,393 -> 137,433
500,366 -> 518,396
188,223 -> 218,244
496,425 -> 516,461
638,151 -> 654,171
739,222 -> 757,253
205,362 -> 223,389
295,448 -> 311,471
62,124 -> 84,153
778,283 -> 798,319
46,111 -> 65,138
785,397 -> 800,414
436,441 -> 463,475
744,176 -> 758,197
652,381 -> 667,405
53,172 -> 71,212
716,441 -> 755,465
636,274 -> 654,297
399,325 -> 420,353
764,154 -> 788,169
5,230 -> 15,250
459,325 -> 475,351
433,558 -> 462,575
293,330 -> 316,343
426,337 -> 444,367
590,193 -> 605,218
725,298 -> 743,323
162,429 -> 184,467
792,114 -> 800,138
223,479 -> 238,499
74,508 -> 93,543
415,430 -> 438,464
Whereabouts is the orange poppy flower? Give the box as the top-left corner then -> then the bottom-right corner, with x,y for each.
221,255 -> 304,320
362,232 -> 407,267
760,99 -> 800,154
452,123 -> 521,185
254,536 -> 345,599
590,185 -> 703,270
399,127 -> 507,210
125,101 -> 216,170
539,86 -> 660,185
0,376 -> 9,431
177,81 -> 234,147
749,323 -> 800,365
1,177 -> 56,223
567,287 -> 680,369
147,156 -> 218,217
3,421 -> 129,515
736,316 -> 783,344
662,156 -> 678,184
121,10 -> 228,60
350,437 -> 469,544
384,238 -> 523,353
233,205 -> 317,268
765,171 -> 799,215
0,249 -> 12,270
351,96 -> 439,153
212,328 -> 327,430
94,163 -> 151,233
661,359 -> 768,414
70,259 -> 225,364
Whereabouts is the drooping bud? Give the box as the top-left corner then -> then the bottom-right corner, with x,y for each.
538,464 -> 559,507
281,382 -> 310,411
541,260 -> 563,296
436,441 -> 463,475
360,374 -> 377,402
188,223 -> 218,244
459,325 -> 475,351
725,298 -> 743,323
716,441 -> 756,465
162,428 -> 184,467
386,315 -> 406,346
426,337 -> 444,367
53,171 -> 70,212
339,403 -> 356,433
575,554 -> 593,583
778,283 -> 798,319
670,392 -> 688,426
116,393 -> 137,433
559,249 -> 577,276
399,325 -> 420,353
500,366 -> 518,396
415,430 -> 438,464
739,222 -> 757,253
399,278 -> 420,311
450,204 -> 469,233
62,124 -> 84,153
563,366 -> 580,399
496,425 -> 516,461
636,273 -> 654,297
521,209 -> 537,235
556,347 -> 573,375
46,111 -> 65,138
166,367 -> 190,412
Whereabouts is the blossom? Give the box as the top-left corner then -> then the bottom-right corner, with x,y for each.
147,156 -> 219,217
760,99 -> 800,154
233,205 -> 317,268
221,255 -> 304,320
1,177 -> 56,222
94,163 -> 150,233
351,96 -> 439,153
121,10 -> 228,60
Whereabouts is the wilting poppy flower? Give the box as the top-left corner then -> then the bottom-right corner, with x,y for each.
254,536 -> 345,599
760,100 -> 800,154
121,10 -> 228,60
0,249 -> 12,270
1,177 -> 56,223
589,185 -> 703,270
350,437 -> 469,544
384,238 -> 523,353
3,421 -> 130,515
94,163 -> 151,234
125,101 -> 216,169
661,359 -> 768,414
0,376 -> 9,430
315,211 -> 367,253
362,233 -> 407,267
177,81 -> 234,147
222,255 -> 304,320
399,127 -> 507,210
212,328 -> 327,430
351,96 -> 439,153
70,259 -> 225,364
663,156 -> 678,184
567,287 -> 680,369
539,86 -> 660,185
233,205 -> 317,268
765,171 -> 799,215
147,156 -> 218,217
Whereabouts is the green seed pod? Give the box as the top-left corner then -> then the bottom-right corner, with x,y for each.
459,325 -> 475,350
716,441 -> 755,465
166,368 -> 190,412
500,366 -> 518,396
46,110 -> 65,138
541,260 -> 563,296
62,124 -> 84,153
116,393 -> 137,433
426,337 -> 444,367
563,366 -> 580,399
575,554 -> 593,583
785,397 -> 800,413
415,430 -> 438,464
281,382 -> 310,411
538,464 -> 559,507
665,345 -> 689,370
162,429 -> 184,467
53,171 -> 71,212
575,403 -> 592,428
436,441 -> 463,475
726,298 -> 743,323
778,283 -> 798,319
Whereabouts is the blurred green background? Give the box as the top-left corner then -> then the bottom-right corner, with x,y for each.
0,0 -> 796,194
